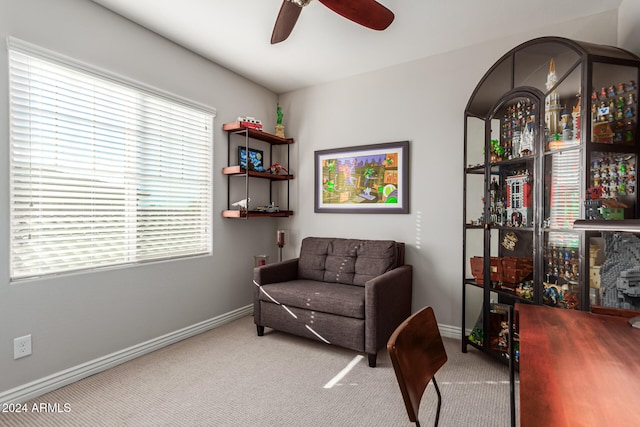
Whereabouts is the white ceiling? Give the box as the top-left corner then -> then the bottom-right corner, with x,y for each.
90,0 -> 622,94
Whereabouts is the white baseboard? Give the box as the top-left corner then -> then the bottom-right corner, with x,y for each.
0,304 -> 253,405
439,323 -> 462,340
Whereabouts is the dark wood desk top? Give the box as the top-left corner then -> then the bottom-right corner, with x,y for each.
516,303 -> 640,427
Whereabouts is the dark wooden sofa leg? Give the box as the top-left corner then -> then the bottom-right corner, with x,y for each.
368,353 -> 377,367
256,325 -> 264,336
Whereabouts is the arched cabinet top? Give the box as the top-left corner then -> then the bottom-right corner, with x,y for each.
466,36 -> 640,119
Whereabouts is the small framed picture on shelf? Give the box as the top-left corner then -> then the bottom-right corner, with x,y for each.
238,147 -> 265,172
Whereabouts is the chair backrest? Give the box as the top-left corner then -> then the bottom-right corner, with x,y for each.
387,306 -> 447,425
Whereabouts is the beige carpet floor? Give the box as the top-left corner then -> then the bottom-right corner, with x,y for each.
0,315 -> 519,426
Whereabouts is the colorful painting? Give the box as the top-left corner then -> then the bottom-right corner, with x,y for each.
238,147 -> 265,172
314,141 -> 409,213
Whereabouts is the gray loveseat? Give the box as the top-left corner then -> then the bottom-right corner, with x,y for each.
253,237 -> 413,367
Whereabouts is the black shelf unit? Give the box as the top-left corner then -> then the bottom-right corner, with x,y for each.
462,37 -> 640,362
222,122 -> 294,218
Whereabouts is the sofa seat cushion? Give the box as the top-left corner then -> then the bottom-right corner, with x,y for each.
259,302 -> 365,352
298,237 -> 399,286
258,280 -> 365,319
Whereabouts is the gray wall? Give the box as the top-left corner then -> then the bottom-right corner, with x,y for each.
0,0 -> 280,395
619,0 -> 640,55
276,10 -> 622,330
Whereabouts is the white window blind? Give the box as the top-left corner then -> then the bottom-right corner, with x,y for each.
9,41 -> 214,280
547,149 -> 581,230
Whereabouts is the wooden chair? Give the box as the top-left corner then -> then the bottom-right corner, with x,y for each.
387,306 -> 448,427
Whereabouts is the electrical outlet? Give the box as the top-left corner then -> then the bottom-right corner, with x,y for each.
14,335 -> 32,359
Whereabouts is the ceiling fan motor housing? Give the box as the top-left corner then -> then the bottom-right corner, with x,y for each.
288,0 -> 312,7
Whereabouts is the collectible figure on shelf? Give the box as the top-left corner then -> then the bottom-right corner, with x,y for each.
545,59 -> 563,140
561,109 -> 573,141
265,202 -> 280,213
496,320 -> 519,357
543,283 -> 561,306
561,285 -> 580,309
267,161 -> 289,175
469,326 -> 484,346
572,93 -> 581,141
490,139 -> 504,162
497,321 -> 509,348
519,281 -> 534,300
231,198 -> 250,213
275,104 -> 285,138
585,187 -> 604,220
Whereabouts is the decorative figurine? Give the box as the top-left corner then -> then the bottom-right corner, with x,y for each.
275,104 -> 285,138
490,139 -> 504,162
266,202 -> 280,213
545,59 -> 563,139
231,198 -> 250,213
267,161 -> 289,175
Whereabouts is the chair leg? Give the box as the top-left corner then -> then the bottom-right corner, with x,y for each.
432,377 -> 442,427
256,325 -> 264,336
368,353 -> 376,367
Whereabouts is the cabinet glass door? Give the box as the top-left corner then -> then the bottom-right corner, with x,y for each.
588,151 -> 637,219
542,148 -> 582,309
590,63 -> 638,145
586,231 -> 640,310
485,95 -> 536,304
543,231 -> 581,309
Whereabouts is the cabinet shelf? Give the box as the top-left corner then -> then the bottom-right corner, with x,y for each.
488,155 -> 534,167
465,165 -> 485,174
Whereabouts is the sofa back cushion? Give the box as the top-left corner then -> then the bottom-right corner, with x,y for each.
298,237 -> 403,286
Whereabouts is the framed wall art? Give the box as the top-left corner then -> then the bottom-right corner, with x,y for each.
314,141 -> 409,213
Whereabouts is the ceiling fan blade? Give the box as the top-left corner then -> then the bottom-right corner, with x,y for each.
271,1 -> 303,44
318,0 -> 394,30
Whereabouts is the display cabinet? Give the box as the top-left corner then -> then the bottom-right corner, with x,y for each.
222,122 -> 294,218
462,37 -> 640,361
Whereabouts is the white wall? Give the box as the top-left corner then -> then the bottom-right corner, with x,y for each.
0,0 -> 280,396
277,10 -> 622,329
619,0 -> 640,56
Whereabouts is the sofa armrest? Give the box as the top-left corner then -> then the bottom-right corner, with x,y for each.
253,258 -> 299,286
253,258 -> 299,329
364,264 -> 413,355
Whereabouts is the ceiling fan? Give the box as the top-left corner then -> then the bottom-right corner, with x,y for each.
271,0 -> 395,44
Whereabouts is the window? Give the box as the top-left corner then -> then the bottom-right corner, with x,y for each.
8,39 -> 215,280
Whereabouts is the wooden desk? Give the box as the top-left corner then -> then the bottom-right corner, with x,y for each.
517,303 -> 640,427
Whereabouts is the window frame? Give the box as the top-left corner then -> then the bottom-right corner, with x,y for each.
8,37 -> 216,281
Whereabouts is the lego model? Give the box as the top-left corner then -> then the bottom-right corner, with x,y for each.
505,170 -> 532,226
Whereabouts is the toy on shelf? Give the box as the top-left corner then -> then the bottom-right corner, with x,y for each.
232,198 -> 250,213
236,116 -> 263,131
275,104 -> 285,138
267,161 -> 289,175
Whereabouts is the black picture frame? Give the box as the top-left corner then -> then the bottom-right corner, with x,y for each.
314,141 -> 409,214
